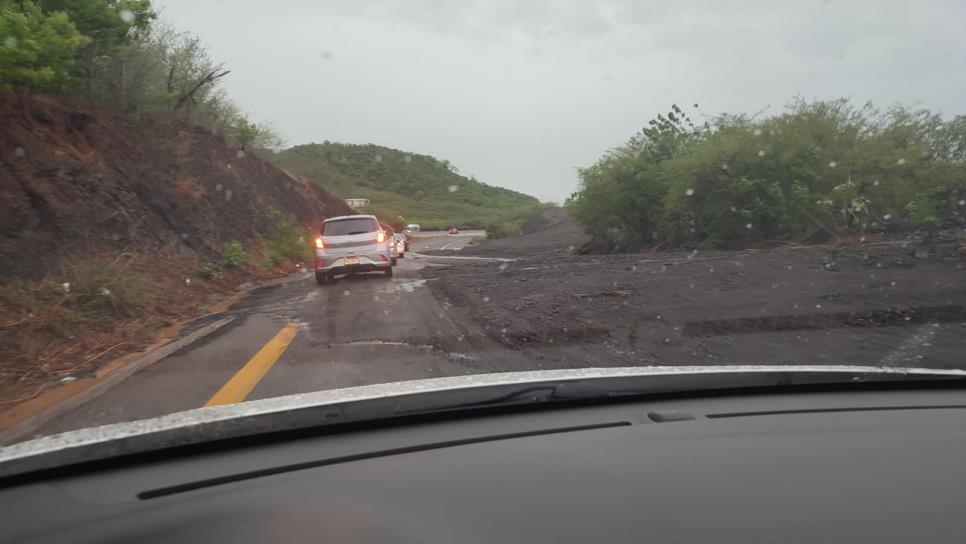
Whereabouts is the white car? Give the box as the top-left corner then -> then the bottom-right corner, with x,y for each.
393,233 -> 407,258
313,215 -> 393,284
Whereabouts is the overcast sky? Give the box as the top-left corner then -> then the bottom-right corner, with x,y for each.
155,0 -> 966,203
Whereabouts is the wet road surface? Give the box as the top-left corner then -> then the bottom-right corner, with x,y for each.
37,232 -> 526,435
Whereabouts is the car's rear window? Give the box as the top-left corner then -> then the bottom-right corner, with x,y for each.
322,217 -> 379,236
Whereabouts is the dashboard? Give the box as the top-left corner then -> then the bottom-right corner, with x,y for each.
2,387 -> 965,543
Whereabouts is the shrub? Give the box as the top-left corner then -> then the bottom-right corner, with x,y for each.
569,99 -> 966,250
485,222 -> 508,239
199,261 -> 221,279
221,240 -> 247,268
265,211 -> 309,266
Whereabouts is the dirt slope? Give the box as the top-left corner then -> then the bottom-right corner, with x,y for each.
426,207 -> 589,258
0,95 -> 353,280
0,95 -> 354,403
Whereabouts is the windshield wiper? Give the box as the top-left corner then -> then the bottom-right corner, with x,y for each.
395,369 -> 966,415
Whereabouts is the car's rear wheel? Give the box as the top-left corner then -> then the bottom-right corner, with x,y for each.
398,252 -> 404,259
384,265 -> 393,277
391,257 -> 397,266
315,271 -> 329,285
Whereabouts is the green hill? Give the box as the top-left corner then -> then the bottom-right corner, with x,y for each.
272,143 -> 542,231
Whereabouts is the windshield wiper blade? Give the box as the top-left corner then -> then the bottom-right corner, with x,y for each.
395,368 -> 966,414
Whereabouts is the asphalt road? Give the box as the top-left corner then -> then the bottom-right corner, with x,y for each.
35,232 -> 524,436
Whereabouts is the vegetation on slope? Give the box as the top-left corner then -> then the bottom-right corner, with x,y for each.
274,142 -> 543,231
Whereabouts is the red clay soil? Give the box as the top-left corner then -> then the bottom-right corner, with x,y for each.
0,94 -> 352,280
0,94 -> 353,403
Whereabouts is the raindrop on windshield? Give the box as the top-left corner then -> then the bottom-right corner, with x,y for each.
3,36 -> 17,49
448,185 -> 458,193
14,147 -> 25,157
753,128 -> 762,136
757,150 -> 766,157
482,296 -> 490,302
374,154 -> 382,162
119,9 -> 135,23
685,188 -> 695,196
499,263 -> 508,271
343,290 -> 350,296
403,155 -> 412,163
883,214 -> 892,220
181,233 -> 189,239
897,158 -> 906,165
721,163 -> 729,170
320,50 -> 333,60
215,183 -> 223,191
745,223 -> 753,229
959,200 -> 966,206
828,161 -> 837,168
236,150 -> 245,159
224,189 -> 233,201
730,206 -> 737,212
873,180 -> 880,186
373,295 -> 380,301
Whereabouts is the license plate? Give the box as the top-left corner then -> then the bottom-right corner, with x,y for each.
343,256 -> 359,265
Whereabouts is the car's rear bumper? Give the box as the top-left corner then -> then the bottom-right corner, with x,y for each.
315,252 -> 391,274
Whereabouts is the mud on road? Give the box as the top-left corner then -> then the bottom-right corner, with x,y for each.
422,211 -> 966,371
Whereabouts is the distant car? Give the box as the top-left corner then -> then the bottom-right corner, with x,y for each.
405,224 -> 421,233
382,224 -> 398,265
392,233 -> 408,258
313,215 -> 393,284
448,227 -> 460,235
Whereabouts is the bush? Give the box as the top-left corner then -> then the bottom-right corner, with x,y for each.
221,240 -> 247,268
569,99 -> 966,250
485,222 -> 508,239
199,261 -> 221,279
265,211 -> 309,266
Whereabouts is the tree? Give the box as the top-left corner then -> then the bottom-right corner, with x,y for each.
33,0 -> 155,87
231,117 -> 282,151
0,0 -> 90,92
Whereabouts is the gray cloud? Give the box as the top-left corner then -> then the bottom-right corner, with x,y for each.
157,0 -> 966,203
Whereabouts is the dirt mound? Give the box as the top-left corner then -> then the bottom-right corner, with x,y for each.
428,207 -> 589,258
0,95 -> 353,280
423,237 -> 966,369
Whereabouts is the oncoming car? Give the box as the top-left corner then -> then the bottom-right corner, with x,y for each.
313,215 -> 393,285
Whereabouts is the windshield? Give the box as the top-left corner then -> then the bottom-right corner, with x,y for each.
322,217 -> 379,236
1,1 -> 964,453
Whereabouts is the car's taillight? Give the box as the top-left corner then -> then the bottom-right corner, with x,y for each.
315,238 -> 324,249
315,260 -> 325,269
376,231 -> 386,243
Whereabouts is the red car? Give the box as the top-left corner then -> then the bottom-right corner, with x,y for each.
448,227 -> 460,235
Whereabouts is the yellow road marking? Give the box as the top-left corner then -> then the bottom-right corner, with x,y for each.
204,323 -> 299,406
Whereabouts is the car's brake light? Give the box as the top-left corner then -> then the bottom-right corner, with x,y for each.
376,231 -> 386,243
315,238 -> 324,249
315,260 -> 325,269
